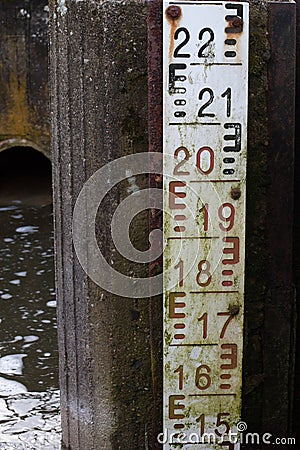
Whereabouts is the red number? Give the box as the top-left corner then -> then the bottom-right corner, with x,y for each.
174,260 -> 184,287
219,203 -> 235,231
196,260 -> 212,287
199,203 -> 209,232
196,413 -> 205,436
174,365 -> 184,390
173,147 -> 190,175
196,413 -> 232,439
198,313 -> 208,339
215,413 -> 230,437
196,146 -> 214,175
217,312 -> 234,339
195,365 -> 211,390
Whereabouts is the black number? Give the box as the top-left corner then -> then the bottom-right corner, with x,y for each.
198,88 -> 215,118
174,28 -> 191,58
221,88 -> 232,117
223,123 -> 242,152
174,111 -> 186,118
198,28 -> 215,58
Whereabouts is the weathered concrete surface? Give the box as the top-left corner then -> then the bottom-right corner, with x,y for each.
50,0 -> 160,448
0,0 -> 50,157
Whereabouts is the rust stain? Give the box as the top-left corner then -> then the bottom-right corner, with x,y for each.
168,23 -> 176,61
166,7 -> 182,61
0,67 -> 48,147
4,74 -> 31,136
229,304 -> 240,316
0,33 -> 49,152
0,69 -> 46,148
225,18 -> 243,35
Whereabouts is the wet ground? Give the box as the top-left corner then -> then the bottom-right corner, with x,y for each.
0,148 -> 60,449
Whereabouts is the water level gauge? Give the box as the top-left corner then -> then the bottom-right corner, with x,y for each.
163,2 -> 249,448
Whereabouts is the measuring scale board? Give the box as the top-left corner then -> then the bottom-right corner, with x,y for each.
163,2 -> 249,449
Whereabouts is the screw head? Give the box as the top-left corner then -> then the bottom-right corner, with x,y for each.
229,304 -> 240,316
231,187 -> 241,200
232,16 -> 243,28
166,5 -> 181,19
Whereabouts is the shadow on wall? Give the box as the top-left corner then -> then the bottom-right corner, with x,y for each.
0,146 -> 52,206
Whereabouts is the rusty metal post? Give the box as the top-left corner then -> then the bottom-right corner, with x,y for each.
49,0 -> 160,448
263,1 -> 296,437
148,0 -> 163,447
293,0 -> 300,440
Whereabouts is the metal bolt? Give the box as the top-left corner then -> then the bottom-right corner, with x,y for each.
231,187 -> 241,200
166,5 -> 181,20
262,51 -> 271,62
229,304 -> 240,316
232,16 -> 243,28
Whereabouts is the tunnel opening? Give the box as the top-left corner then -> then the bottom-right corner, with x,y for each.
0,146 -> 52,206
0,146 -> 60,443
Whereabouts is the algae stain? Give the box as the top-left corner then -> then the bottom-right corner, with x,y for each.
0,72 -> 40,142
5,74 -> 31,136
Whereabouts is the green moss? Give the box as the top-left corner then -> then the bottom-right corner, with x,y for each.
121,104 -> 146,145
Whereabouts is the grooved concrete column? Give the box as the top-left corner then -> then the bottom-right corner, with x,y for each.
49,1 -> 160,448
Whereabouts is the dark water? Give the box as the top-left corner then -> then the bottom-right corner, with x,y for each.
0,148 -> 60,449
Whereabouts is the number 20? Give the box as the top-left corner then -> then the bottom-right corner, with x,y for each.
173,146 -> 214,176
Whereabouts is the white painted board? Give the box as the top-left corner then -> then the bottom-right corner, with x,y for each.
163,2 -> 249,448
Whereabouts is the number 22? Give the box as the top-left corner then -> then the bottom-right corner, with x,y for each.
173,27 -> 215,58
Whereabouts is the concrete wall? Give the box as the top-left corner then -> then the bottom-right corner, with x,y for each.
0,0 -> 50,158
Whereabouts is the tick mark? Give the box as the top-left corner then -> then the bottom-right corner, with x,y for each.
225,51 -> 237,58
174,334 -> 186,340
222,280 -> 234,287
220,374 -> 232,380
223,157 -> 235,164
225,38 -> 237,45
174,424 -> 184,430
190,290 -> 238,294
223,169 -> 235,175
189,393 -> 236,397
222,270 -> 233,276
174,323 -> 186,330
174,226 -> 186,232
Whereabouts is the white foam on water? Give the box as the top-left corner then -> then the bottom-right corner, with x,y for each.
0,377 -> 27,396
0,355 -> 26,376
15,226 -> 39,234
